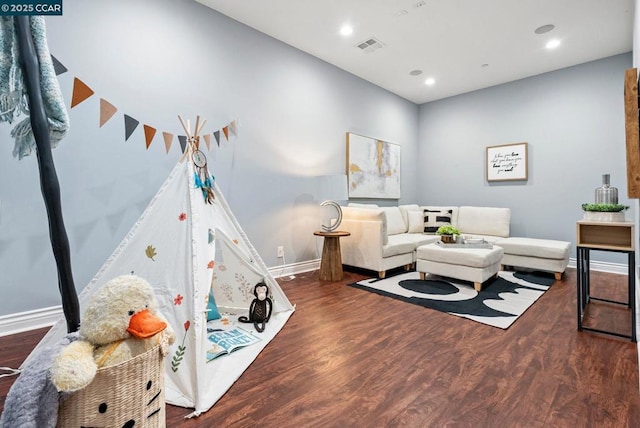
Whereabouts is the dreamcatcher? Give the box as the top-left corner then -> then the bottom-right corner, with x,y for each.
179,115 -> 215,204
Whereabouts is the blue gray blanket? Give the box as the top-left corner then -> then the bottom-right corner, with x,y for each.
0,16 -> 69,159
0,333 -> 77,428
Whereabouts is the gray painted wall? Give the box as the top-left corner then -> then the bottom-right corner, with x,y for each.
417,53 -> 633,264
0,0 -> 418,316
0,0 -> 631,319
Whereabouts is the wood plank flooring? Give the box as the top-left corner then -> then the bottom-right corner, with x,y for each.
1,267 -> 639,427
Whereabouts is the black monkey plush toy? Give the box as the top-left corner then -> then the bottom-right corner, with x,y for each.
238,282 -> 273,332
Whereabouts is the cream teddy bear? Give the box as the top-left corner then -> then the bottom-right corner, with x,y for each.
50,275 -> 175,392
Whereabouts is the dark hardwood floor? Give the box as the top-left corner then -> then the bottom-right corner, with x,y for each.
1,268 -> 639,427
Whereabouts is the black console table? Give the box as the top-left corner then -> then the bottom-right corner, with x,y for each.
576,220 -> 636,342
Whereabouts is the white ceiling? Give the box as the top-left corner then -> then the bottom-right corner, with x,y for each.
196,0 -> 634,105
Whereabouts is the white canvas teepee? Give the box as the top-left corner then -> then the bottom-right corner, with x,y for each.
26,118 -> 295,416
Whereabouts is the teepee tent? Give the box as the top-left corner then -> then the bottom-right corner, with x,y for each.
26,117 -> 295,416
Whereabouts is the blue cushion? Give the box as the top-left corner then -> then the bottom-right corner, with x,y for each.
207,288 -> 221,321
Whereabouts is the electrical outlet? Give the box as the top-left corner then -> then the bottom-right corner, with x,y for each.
277,246 -> 284,258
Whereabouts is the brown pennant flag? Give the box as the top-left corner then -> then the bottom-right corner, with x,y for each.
99,98 -> 117,127
162,132 -> 173,154
222,126 -> 229,141
203,134 -> 211,150
71,78 -> 94,108
143,125 -> 156,149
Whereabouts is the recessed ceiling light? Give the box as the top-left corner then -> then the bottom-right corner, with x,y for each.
535,24 -> 555,34
425,77 -> 435,86
340,25 -> 353,36
545,39 -> 561,49
409,69 -> 423,76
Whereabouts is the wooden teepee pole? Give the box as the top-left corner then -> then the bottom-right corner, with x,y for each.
14,16 -> 80,333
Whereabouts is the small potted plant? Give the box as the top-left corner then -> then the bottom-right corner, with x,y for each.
581,203 -> 629,222
436,225 -> 460,243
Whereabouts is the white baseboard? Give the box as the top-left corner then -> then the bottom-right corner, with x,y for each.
0,306 -> 62,337
269,259 -> 320,278
0,258 -> 628,338
567,257 -> 629,275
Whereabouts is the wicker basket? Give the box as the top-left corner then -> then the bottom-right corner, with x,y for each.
57,344 -> 166,428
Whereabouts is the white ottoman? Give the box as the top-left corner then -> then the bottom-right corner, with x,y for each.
496,237 -> 570,280
415,243 -> 504,291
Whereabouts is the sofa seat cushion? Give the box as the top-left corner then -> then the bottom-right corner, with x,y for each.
390,233 -> 440,250
383,235 -> 418,257
496,237 -> 570,260
416,243 -> 504,268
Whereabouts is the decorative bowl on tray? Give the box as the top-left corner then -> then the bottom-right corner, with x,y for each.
464,238 -> 485,244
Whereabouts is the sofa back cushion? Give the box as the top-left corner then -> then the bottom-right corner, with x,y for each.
398,204 -> 420,229
348,203 -> 379,209
407,210 -> 424,233
382,207 -> 407,235
457,206 -> 510,238
421,206 -> 458,234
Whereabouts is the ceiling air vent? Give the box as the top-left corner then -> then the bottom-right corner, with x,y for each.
356,37 -> 385,53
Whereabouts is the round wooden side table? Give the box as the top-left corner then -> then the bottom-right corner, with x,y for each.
313,230 -> 351,281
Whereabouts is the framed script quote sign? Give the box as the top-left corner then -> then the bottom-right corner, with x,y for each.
486,142 -> 528,182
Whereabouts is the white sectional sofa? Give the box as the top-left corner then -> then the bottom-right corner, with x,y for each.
339,204 -> 511,278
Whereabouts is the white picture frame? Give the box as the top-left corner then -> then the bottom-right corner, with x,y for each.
347,132 -> 401,199
486,142 -> 528,182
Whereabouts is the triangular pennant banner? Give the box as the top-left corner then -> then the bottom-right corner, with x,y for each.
50,55 -> 67,76
230,120 -> 237,136
203,134 -> 211,150
213,130 -> 220,146
71,78 -> 94,108
124,115 -> 140,141
178,135 -> 187,153
143,125 -> 157,149
222,126 -> 229,141
99,98 -> 117,127
163,132 -> 173,154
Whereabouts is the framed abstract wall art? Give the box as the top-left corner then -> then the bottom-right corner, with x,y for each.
486,142 -> 528,182
347,132 -> 401,198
